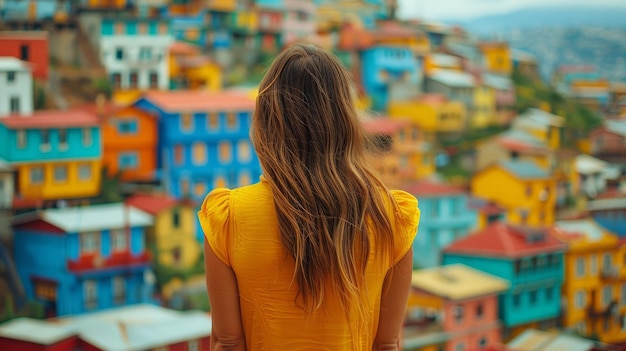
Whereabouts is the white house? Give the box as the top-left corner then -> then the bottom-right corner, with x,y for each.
79,14 -> 174,91
0,159 -> 14,209
0,57 -> 33,117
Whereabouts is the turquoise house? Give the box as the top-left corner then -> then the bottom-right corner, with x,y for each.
442,222 -> 566,339
405,181 -> 477,269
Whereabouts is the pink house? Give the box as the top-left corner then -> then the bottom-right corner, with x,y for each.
405,264 -> 509,351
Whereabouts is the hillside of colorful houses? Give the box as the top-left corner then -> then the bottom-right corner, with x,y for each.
0,1 -> 625,350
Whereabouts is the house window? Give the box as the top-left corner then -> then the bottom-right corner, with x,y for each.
546,286 -> 553,301
525,184 -> 532,197
114,22 -> 125,34
591,254 -> 597,275
529,289 -> 538,304
575,290 -> 586,309
188,340 -> 199,351
429,229 -> 438,249
138,23 -> 147,34
30,167 -> 44,185
194,181 -> 206,197
112,73 -> 122,89
237,140 -> 252,163
172,208 -> 181,228
181,113 -> 193,131
430,199 -> 440,217
40,130 -> 50,151
58,129 -> 68,149
453,305 -> 463,324
239,171 -> 251,186
172,246 -> 182,265
54,165 -> 68,182
84,280 -> 98,310
79,164 -> 92,181
219,142 -> 232,164
115,47 -> 124,60
181,178 -> 191,197
10,96 -> 20,113
17,130 -> 27,148
6,71 -> 15,82
111,229 -> 127,252
478,337 -> 487,348
18,44 -> 29,60
129,71 -> 138,89
112,276 -> 125,305
214,175 -> 226,188
174,144 -> 184,165
208,113 -> 219,130
603,253 -> 612,270
575,257 -> 585,277
226,112 -> 237,130
117,119 -> 138,134
192,142 -> 207,165
81,232 -> 99,253
82,128 -> 92,146
621,284 -> 626,305
119,152 -> 138,170
602,286 -> 612,307
158,22 -> 168,34
139,47 -> 152,61
512,293 -> 521,307
476,303 -> 483,319
149,72 -> 158,89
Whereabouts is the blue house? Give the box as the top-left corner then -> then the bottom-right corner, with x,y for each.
588,196 -> 626,236
361,46 -> 420,111
133,90 -> 262,202
170,13 -> 209,47
405,181 -> 478,269
442,222 -> 566,339
12,203 -> 155,317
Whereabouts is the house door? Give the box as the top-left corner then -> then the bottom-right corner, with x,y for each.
33,279 -> 58,317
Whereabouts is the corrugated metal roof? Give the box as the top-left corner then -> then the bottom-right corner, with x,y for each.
483,73 -> 513,91
0,57 -> 31,71
411,264 -> 509,300
12,203 -> 154,232
0,318 -> 76,345
499,160 -> 550,179
141,91 -> 255,112
428,69 -> 475,88
507,329 -> 596,351
554,219 -> 609,241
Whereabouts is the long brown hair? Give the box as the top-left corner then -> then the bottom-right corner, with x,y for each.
251,43 -> 395,318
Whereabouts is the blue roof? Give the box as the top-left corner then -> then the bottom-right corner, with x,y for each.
499,160 -> 550,179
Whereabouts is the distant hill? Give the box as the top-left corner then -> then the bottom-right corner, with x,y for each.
447,6 -> 626,34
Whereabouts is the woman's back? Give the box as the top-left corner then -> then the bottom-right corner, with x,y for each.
199,180 -> 418,350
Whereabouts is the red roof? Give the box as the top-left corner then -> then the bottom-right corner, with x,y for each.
361,118 -> 408,135
468,199 -> 506,215
498,138 -> 547,153
141,91 -> 255,112
444,222 -> 566,259
596,189 -> 626,200
170,41 -> 201,55
74,101 -> 125,118
126,194 -> 186,215
0,109 -> 100,129
404,180 -> 467,197
418,93 -> 447,105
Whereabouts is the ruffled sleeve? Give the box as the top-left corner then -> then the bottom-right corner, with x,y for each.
390,190 -> 420,265
197,188 -> 233,266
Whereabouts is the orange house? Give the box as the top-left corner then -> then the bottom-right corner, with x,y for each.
80,99 -> 158,182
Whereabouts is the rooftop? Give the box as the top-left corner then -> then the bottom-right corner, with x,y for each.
605,119 -> 626,137
430,53 -> 461,68
360,117 -> 409,135
428,69 -> 475,88
404,180 -> 467,197
0,31 -> 49,39
140,91 -> 255,112
507,329 -> 597,351
126,194 -> 189,215
411,264 -> 509,300
483,73 -> 513,91
0,318 -> 75,345
497,160 -> 550,179
12,203 -> 154,233
552,219 -> 612,242
0,109 -> 100,129
514,108 -> 565,129
444,222 -> 566,259
588,197 -> 626,212
496,129 -> 548,154
169,41 -> 202,56
576,154 -> 608,175
0,57 -> 31,71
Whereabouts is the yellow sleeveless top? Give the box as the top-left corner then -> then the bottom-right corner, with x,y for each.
198,179 -> 419,351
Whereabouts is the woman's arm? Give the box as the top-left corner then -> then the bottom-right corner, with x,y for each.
373,248 -> 413,351
204,238 -> 247,351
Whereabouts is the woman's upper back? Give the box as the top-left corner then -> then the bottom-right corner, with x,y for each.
199,179 -> 419,350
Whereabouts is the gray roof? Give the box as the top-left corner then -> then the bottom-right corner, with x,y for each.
554,219 -> 609,241
606,119 -> 626,137
12,203 -> 154,233
428,69 -> 475,88
0,57 -> 30,72
430,53 -> 461,68
499,129 -> 547,149
588,198 -> 626,211
507,329 -> 598,351
499,160 -> 550,179
483,73 -> 513,91
514,108 -> 565,129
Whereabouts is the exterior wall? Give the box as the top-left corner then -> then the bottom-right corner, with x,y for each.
474,140 -> 549,171
412,195 -> 478,268
0,33 -> 49,80
15,160 -> 101,200
0,68 -> 33,116
102,106 -> 157,182
480,45 -> 512,75
425,80 -> 474,109
153,205 -> 201,269
471,166 -> 556,226
100,19 -> 174,91
389,100 -> 466,134
0,172 -> 15,208
472,85 -> 497,129
590,129 -> 626,157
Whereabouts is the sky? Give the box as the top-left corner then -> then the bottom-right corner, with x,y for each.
396,0 -> 626,21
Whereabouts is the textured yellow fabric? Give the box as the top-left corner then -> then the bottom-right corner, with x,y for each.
198,179 -> 420,351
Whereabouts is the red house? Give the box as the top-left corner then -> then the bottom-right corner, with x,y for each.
0,31 -> 49,80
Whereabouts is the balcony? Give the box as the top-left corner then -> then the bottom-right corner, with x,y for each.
68,251 -> 151,273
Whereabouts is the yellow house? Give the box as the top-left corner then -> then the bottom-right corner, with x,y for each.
169,41 -> 222,92
472,84 -> 497,129
127,194 -> 202,299
552,219 -> 626,345
389,94 -> 466,135
478,42 -> 512,75
472,160 -> 556,226
88,0 -> 127,9
512,108 -> 565,150
423,53 -> 462,75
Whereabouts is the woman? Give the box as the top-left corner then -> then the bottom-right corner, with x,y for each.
199,43 -> 420,351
